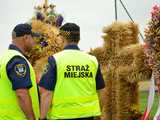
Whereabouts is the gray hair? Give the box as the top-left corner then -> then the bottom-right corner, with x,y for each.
12,31 -> 17,39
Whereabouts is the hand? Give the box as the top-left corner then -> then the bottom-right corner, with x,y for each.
94,117 -> 100,120
39,118 -> 47,120
100,114 -> 107,120
29,116 -> 35,120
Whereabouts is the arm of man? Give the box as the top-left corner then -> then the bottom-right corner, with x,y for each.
16,89 -> 35,120
7,56 -> 35,120
97,88 -> 107,120
40,89 -> 53,119
95,64 -> 106,120
39,56 -> 57,119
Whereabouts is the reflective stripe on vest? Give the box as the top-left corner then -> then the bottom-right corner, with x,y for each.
47,50 -> 101,119
0,50 -> 40,120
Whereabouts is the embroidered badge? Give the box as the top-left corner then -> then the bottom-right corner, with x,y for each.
42,63 -> 50,74
14,64 -> 27,77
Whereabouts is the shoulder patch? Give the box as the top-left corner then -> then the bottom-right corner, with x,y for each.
14,64 -> 27,77
43,63 -> 50,74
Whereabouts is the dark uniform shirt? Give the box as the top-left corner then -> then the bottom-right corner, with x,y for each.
39,44 -> 105,91
6,44 -> 32,90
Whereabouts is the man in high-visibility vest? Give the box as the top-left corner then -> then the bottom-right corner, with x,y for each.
39,23 -> 106,120
0,23 -> 40,120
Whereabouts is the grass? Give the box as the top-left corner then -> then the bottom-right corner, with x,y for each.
140,91 -> 159,119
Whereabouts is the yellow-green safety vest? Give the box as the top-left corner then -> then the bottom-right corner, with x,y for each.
47,50 -> 101,119
0,50 -> 40,120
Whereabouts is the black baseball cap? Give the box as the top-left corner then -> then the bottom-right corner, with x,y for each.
12,23 -> 39,37
59,23 -> 80,41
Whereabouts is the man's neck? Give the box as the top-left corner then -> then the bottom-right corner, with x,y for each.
64,42 -> 78,47
12,42 -> 25,55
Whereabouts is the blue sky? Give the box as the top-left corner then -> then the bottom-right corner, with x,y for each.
0,0 -> 159,54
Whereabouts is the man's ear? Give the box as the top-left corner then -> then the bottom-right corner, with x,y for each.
24,35 -> 31,43
23,35 -> 28,40
22,35 -> 28,44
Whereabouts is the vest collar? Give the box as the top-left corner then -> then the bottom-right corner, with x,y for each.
63,44 -> 80,50
8,44 -> 25,56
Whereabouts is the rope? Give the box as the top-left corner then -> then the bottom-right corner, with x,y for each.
115,0 -> 118,20
118,0 -> 144,41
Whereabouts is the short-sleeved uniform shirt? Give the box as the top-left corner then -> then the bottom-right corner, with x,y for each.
6,44 -> 32,90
